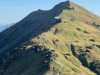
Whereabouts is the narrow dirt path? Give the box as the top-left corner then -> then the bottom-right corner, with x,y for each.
51,58 -> 62,75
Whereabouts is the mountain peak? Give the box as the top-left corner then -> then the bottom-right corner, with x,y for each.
52,0 -> 75,12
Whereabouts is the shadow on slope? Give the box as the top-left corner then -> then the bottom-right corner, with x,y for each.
0,44 -> 52,75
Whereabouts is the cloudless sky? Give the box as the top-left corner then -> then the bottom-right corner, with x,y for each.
0,0 -> 100,24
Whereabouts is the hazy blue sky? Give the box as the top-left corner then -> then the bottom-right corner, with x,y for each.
0,0 -> 100,24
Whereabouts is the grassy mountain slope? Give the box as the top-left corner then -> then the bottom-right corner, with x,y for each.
0,1 -> 100,75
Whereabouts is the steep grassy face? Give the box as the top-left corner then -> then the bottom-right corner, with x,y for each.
29,2 -> 100,75
0,1 -> 100,75
30,16 -> 100,75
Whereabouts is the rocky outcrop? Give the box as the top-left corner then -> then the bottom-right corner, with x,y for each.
71,43 -> 100,74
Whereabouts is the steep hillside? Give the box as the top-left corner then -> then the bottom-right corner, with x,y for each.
0,1 -> 71,57
0,1 -> 100,75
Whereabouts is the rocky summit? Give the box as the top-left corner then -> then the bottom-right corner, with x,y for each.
0,1 -> 100,75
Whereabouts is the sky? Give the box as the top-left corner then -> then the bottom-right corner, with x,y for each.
0,0 -> 100,24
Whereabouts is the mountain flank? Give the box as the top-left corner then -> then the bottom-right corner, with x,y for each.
0,1 -> 100,75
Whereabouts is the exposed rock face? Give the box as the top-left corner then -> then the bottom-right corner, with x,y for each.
71,43 -> 100,74
54,28 -> 63,35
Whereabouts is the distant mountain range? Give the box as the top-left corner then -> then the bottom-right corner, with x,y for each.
0,23 -> 15,32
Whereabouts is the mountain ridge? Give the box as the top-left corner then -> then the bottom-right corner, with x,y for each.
0,1 -> 100,75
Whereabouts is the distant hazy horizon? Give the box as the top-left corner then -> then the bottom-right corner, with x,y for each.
0,0 -> 100,24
